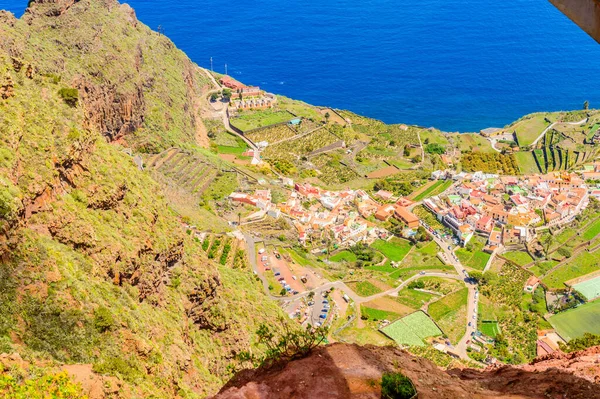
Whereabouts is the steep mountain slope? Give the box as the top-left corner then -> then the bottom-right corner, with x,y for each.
0,1 -> 285,397
212,343 -> 600,399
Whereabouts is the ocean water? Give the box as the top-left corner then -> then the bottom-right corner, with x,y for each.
2,0 -> 600,132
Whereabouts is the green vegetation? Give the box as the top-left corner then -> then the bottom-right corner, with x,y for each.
542,249 -> 600,289
456,237 -> 490,271
395,288 -> 435,309
380,311 -> 442,347
559,333 -> 600,353
502,251 -> 533,266
371,238 -> 412,263
381,372 -> 417,399
330,250 -> 358,263
230,109 -> 294,132
428,288 -> 468,344
514,151 -> 541,174
349,281 -> 383,297
479,321 -> 500,338
510,113 -> 555,147
413,179 -> 452,201
550,300 -> 600,341
57,87 -> 79,107
361,306 -> 401,322
0,369 -> 87,399
572,275 -> 600,301
461,152 -> 519,175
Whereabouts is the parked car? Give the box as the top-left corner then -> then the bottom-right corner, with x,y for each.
308,301 -> 314,306
278,277 -> 284,281
292,290 -> 299,295
468,322 -> 472,327
265,267 -> 271,271
323,300 -> 329,304
319,314 -> 327,319
292,276 -> 297,280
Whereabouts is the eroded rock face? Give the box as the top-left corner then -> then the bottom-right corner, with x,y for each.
212,343 -> 600,399
25,0 -> 81,18
186,275 -> 228,332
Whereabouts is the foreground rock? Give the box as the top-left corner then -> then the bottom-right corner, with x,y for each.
212,343 -> 600,399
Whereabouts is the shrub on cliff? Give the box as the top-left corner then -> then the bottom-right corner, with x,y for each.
58,87 -> 79,107
381,371 -> 417,399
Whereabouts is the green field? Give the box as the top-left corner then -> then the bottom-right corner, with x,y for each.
371,238 -> 412,262
542,249 -> 600,289
572,275 -> 600,301
456,237 -> 490,271
514,151 -> 541,174
453,133 -> 495,153
395,288 -> 436,309
549,300 -> 600,341
479,321 -> 501,338
529,260 -> 558,277
582,219 -> 600,241
349,281 -> 383,297
230,109 -> 294,131
511,114 -> 553,147
428,288 -> 468,344
502,251 -> 534,266
330,250 -> 357,263
413,180 -> 453,201
380,311 -> 443,347
361,306 -> 401,322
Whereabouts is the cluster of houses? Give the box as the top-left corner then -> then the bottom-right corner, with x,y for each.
228,182 -> 427,248
219,76 -> 276,110
424,171 -> 589,249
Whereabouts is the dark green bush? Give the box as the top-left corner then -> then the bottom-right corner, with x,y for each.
381,372 -> 416,399
93,306 -> 115,333
58,87 -> 79,106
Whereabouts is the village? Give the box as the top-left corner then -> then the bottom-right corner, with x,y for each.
228,169 -> 591,253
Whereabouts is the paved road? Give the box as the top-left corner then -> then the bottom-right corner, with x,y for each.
530,118 -> 587,147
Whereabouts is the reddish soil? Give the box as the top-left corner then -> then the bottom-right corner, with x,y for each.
212,343 -> 600,399
367,165 -> 401,179
268,254 -> 305,293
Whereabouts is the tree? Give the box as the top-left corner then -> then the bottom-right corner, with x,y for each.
325,112 -> 331,122
381,372 -> 416,399
222,88 -> 232,99
425,143 -> 445,155
584,100 -> 590,110
403,144 -> 411,157
210,93 -> 218,102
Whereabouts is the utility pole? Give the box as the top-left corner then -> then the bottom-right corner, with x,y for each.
210,57 -> 213,72
157,25 -> 163,35
225,63 -> 228,76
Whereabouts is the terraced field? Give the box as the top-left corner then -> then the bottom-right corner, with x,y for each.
147,149 -> 231,197
246,124 -> 297,144
199,233 -> 248,268
263,129 -> 339,159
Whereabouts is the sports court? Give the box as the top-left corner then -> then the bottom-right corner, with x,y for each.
572,275 -> 600,301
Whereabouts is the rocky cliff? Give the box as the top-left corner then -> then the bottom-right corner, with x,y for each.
213,343 -> 600,399
0,1 -> 285,397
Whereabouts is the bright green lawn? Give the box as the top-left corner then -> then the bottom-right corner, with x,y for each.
479,321 -> 500,338
361,306 -> 401,322
549,300 -> 600,341
456,237 -> 490,271
381,311 -> 442,347
583,219 -> 600,241
371,238 -> 412,262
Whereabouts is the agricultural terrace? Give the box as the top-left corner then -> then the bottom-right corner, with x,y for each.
395,288 -> 436,309
542,249 -> 600,289
246,124 -> 297,144
230,109 -> 295,132
549,300 -> 600,341
309,152 -> 362,186
514,151 -> 541,174
509,113 -> 556,147
428,287 -> 468,344
262,129 -> 339,158
380,311 -> 443,347
456,236 -> 490,271
329,250 -> 357,263
420,129 -> 450,146
276,96 -> 323,121
452,133 -> 495,153
501,251 -> 534,266
571,274 -> 600,301
366,241 -> 453,283
412,179 -> 453,202
361,296 -> 414,322
370,238 -> 412,264
347,280 -> 383,297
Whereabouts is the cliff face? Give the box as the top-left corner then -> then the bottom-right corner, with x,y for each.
0,1 -> 284,398
213,343 -> 600,399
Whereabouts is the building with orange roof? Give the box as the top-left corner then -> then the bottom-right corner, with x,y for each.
394,206 -> 419,229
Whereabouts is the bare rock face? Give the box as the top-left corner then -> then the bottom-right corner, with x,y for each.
186,275 -> 229,332
25,0 -> 81,18
212,343 -> 600,399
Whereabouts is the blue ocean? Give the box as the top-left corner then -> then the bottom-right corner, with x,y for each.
2,0 -> 600,132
